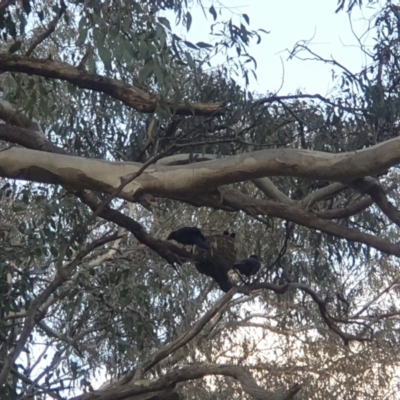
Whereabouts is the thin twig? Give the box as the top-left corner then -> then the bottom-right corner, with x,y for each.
25,1 -> 67,57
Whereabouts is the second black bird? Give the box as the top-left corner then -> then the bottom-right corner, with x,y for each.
167,227 -> 210,250
234,255 -> 261,277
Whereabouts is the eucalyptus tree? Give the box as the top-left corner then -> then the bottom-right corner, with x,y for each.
1,1 -> 400,399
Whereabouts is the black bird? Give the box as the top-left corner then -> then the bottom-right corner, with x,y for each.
167,227 -> 210,250
223,231 -> 236,239
233,255 -> 261,277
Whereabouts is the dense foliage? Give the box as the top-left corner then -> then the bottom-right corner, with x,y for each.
1,0 -> 400,399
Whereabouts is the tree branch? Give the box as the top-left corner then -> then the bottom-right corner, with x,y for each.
219,188 -> 400,258
0,99 -> 32,128
238,282 -> 370,345
73,363 -> 300,400
350,177 -> 400,228
0,55 -> 224,116
1,125 -> 400,268
25,1 -> 67,56
300,182 -> 348,208
2,130 -> 400,200
316,196 -> 373,219
0,0 -> 14,14
252,177 -> 294,204
133,289 -> 236,380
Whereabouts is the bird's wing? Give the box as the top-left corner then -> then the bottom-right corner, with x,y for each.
233,261 -> 245,269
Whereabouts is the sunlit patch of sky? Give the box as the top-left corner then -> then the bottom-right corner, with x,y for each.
166,0 -> 377,94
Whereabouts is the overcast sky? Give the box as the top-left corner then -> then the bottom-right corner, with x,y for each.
171,0 -> 377,95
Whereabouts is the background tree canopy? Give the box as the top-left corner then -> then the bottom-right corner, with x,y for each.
1,0 -> 400,399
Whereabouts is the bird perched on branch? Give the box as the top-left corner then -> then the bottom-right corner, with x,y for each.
167,227 -> 210,250
234,255 -> 261,277
223,230 -> 236,239
195,233 -> 236,292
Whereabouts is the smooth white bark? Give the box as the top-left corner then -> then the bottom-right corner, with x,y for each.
0,137 -> 399,200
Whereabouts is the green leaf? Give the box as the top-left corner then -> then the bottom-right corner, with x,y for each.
8,40 -> 21,54
156,24 -> 167,48
98,44 -> 112,70
209,5 -> 217,21
17,11 -> 27,35
158,16 -> 171,30
186,51 -> 195,69
76,17 -> 88,46
67,83 -> 77,95
5,16 -> 16,38
22,0 -> 31,14
117,339 -> 129,354
242,13 -> 250,25
183,40 -> 198,50
153,64 -> 163,84
139,59 -> 154,83
196,41 -> 213,49
156,104 -> 171,121
186,11 -> 192,32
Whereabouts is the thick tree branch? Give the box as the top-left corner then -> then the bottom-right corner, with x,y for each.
2,131 -> 400,200
0,124 -> 194,266
1,125 -> 400,264
73,363 -> 300,400
0,99 -> 32,128
218,188 -> 400,258
0,55 -> 224,116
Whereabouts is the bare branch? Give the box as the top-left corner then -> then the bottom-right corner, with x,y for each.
316,197 -> 373,219
1,125 -> 400,262
238,282 -> 370,344
25,1 -> 67,57
252,177 -> 294,204
77,190 -> 189,265
349,278 -> 400,319
350,177 -> 400,228
300,182 -> 348,208
0,232 -> 120,386
256,93 -> 366,113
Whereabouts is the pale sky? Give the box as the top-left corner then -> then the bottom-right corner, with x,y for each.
171,0 -> 377,95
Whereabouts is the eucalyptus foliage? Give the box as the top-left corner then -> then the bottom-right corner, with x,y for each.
1,1 -> 400,399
